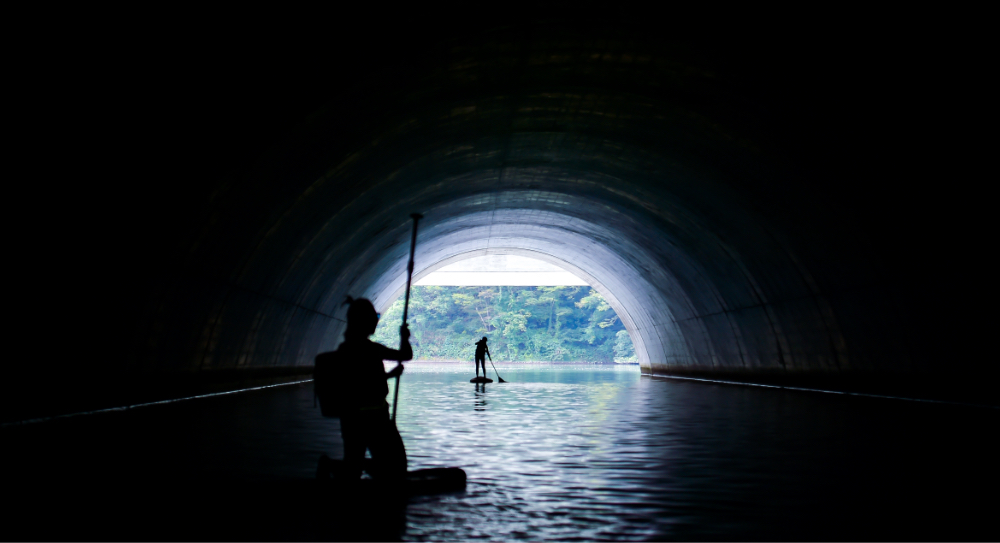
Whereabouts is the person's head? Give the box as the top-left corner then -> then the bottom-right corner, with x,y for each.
482,336 -> 487,342
343,296 -> 379,338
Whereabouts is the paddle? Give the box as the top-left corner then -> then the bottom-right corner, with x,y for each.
488,352 -> 507,383
393,213 -> 422,422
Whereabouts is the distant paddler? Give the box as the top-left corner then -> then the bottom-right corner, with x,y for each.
474,336 -> 492,379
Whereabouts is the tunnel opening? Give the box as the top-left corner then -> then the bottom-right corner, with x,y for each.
370,252 -> 641,366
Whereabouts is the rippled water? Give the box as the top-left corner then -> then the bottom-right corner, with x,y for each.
387,363 -> 994,540
6,362 -> 997,541
396,363 -> 655,540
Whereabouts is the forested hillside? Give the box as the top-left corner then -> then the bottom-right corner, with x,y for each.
372,286 -> 637,363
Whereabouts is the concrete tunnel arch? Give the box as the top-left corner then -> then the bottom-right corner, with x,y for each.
33,23 -> 984,428
353,197 -> 808,376
195,133 -> 860,381
150,33 -> 898,388
304,156 -> 848,378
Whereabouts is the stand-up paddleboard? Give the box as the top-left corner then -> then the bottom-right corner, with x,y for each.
318,459 -> 466,496
470,376 -> 493,383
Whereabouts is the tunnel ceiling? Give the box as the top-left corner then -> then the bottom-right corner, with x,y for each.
52,15 -> 992,409
121,28 -> 907,382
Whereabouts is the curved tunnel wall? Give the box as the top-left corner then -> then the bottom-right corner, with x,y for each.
27,23 -> 983,425
133,35 -> 907,389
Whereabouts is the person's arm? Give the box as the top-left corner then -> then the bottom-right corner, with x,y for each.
378,325 -> 412,378
378,325 -> 412,361
486,346 -> 492,361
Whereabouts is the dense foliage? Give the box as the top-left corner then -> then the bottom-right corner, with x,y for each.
372,286 -> 637,363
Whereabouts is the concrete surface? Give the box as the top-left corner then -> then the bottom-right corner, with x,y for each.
14,15 -> 992,421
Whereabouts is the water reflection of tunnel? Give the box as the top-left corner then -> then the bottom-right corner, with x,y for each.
15,20 -> 992,426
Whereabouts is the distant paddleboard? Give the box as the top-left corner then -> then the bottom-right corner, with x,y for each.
470,376 -> 493,383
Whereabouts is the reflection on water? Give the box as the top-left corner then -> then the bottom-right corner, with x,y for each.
388,363 -> 995,541
5,362 -> 996,540
396,364 -> 655,540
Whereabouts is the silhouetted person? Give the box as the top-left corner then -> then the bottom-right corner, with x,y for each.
474,336 -> 491,378
318,296 -> 411,481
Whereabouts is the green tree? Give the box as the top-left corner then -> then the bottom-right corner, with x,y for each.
371,286 -> 635,363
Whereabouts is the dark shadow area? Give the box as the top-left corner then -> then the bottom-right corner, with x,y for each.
21,7 -> 992,422
2,367 -> 314,424
2,377 -> 996,541
8,7 -> 993,541
645,385 -> 999,542
651,369 -> 1000,408
2,391 -> 410,541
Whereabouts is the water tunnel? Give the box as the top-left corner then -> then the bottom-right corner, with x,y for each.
4,11 -> 995,541
77,24 -> 983,402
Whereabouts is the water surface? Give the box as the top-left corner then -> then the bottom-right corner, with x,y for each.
5,362 -> 996,541
389,363 -> 995,540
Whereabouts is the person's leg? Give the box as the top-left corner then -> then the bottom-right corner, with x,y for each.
369,409 -> 407,480
339,414 -> 368,480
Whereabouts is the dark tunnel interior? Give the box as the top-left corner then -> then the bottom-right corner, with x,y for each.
8,10 -> 994,422
19,11 -> 989,419
5,7 -> 997,541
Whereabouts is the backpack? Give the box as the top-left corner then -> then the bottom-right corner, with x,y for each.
314,350 -> 343,418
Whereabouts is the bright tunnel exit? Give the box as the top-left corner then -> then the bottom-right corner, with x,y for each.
373,254 -> 638,365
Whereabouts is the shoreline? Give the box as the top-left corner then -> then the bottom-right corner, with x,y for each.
401,360 -> 639,365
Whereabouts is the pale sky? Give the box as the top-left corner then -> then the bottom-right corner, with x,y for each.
416,255 -> 588,286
